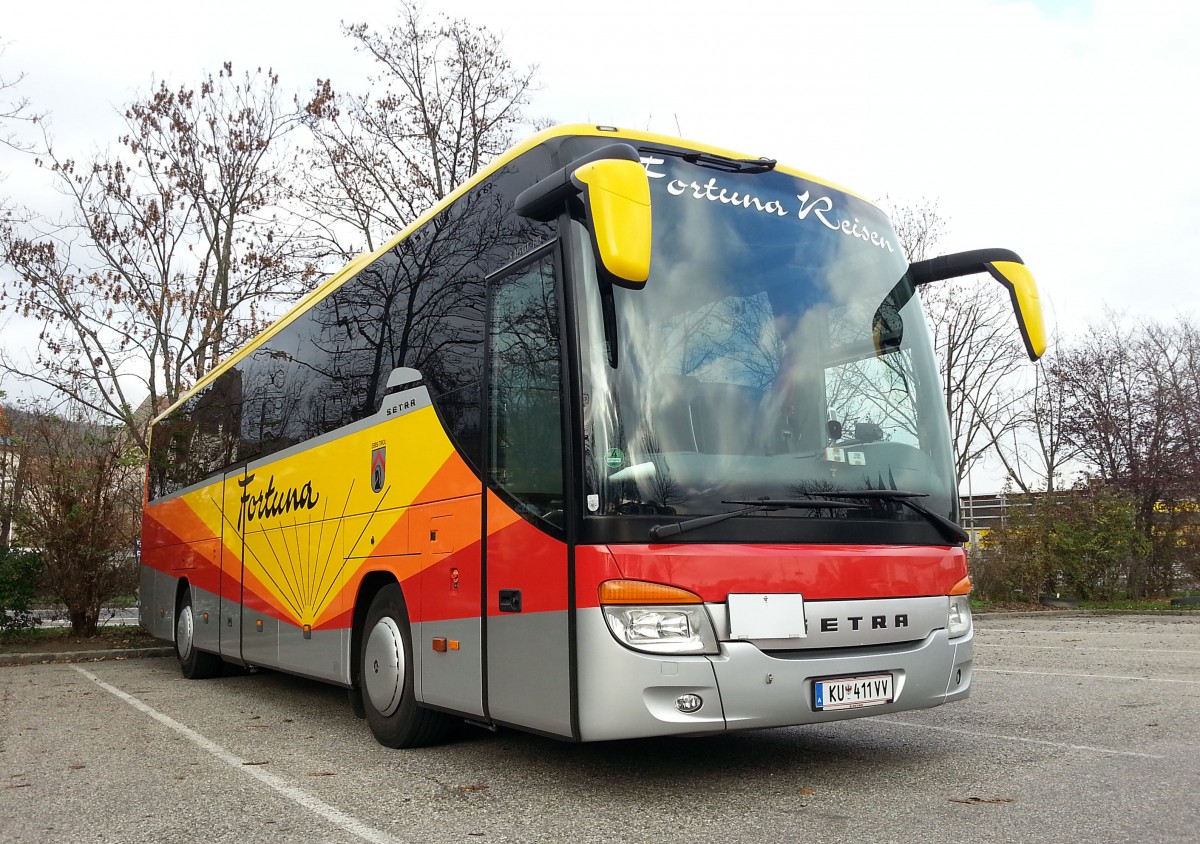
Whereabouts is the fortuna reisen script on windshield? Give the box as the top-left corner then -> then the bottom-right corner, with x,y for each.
641,155 -> 898,253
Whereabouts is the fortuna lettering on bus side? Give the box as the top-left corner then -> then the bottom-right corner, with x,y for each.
640,156 -> 897,253
237,473 -> 320,532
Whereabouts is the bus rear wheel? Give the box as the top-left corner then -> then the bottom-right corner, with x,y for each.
175,588 -> 223,679
360,584 -> 451,748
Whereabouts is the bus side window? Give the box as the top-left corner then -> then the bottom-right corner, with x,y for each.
487,251 -> 565,527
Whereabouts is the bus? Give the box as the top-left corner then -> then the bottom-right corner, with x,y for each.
140,124 -> 1045,747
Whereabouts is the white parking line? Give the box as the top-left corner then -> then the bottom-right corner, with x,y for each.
876,719 -> 1164,759
975,644 -> 1199,655
72,665 -> 401,844
977,667 -> 1200,685
981,627 -> 1200,636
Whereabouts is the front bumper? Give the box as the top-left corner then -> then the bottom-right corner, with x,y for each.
575,605 -> 972,741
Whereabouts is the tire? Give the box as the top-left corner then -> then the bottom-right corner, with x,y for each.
175,588 -> 224,680
359,584 -> 451,748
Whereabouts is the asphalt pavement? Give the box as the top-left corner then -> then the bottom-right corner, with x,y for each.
2,613 -> 1198,843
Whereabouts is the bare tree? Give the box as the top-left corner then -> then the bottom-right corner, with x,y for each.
923,280 -> 1030,487
1145,318 -> 1200,484
886,196 -> 947,266
1,39 -> 42,238
1054,315 -> 1200,596
985,346 -> 1079,494
888,199 -> 1031,488
298,3 -> 539,264
0,39 -> 38,154
0,64 -> 308,452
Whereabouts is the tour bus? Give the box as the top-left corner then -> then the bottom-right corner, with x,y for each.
141,124 -> 1045,747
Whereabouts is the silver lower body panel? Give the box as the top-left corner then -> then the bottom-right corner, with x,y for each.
139,566 -> 351,685
575,606 -> 971,741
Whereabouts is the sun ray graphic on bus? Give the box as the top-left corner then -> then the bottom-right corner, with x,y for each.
228,479 -> 394,630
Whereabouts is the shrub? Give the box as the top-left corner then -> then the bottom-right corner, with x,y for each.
0,547 -> 44,635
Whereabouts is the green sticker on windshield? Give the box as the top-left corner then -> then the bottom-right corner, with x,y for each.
605,448 -> 624,469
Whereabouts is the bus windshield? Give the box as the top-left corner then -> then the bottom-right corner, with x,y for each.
576,150 -> 957,534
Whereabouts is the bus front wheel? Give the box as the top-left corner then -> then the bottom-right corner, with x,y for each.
359,584 -> 450,748
175,588 -> 223,679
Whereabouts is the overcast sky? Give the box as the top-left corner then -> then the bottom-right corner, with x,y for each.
4,0 -> 1198,338
2,0 -> 1198,494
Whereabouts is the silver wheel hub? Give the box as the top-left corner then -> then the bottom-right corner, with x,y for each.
363,617 -> 405,716
176,604 -> 194,660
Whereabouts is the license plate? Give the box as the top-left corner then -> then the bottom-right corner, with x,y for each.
813,673 -> 893,711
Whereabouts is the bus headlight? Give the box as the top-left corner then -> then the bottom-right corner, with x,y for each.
947,575 -> 972,638
603,605 -> 718,654
599,580 -> 719,655
947,594 -> 972,638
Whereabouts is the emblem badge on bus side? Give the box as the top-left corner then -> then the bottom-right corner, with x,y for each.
371,445 -> 386,493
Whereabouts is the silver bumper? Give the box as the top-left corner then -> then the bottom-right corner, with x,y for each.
575,605 -> 972,741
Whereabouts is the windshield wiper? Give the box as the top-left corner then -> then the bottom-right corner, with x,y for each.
640,146 -> 777,174
798,490 -> 968,545
649,498 -> 868,541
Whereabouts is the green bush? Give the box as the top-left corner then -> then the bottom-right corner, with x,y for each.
976,486 -> 1150,601
0,547 -> 44,635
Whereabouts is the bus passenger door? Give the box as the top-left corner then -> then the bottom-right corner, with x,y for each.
484,250 -> 573,738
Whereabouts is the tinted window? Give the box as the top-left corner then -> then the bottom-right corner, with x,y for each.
148,145 -> 557,492
147,369 -> 243,499
488,250 -> 564,527
304,152 -> 556,471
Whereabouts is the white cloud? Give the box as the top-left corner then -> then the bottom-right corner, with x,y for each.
2,0 -> 1198,375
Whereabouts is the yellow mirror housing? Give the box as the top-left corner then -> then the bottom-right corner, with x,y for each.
908,248 -> 1047,362
571,159 -> 652,288
985,260 -> 1046,361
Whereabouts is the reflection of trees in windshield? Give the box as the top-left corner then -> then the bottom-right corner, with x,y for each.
626,287 -> 925,463
659,292 -> 782,390
782,476 -> 918,524
825,349 -> 921,447
639,430 -> 687,512
787,479 -> 845,496
780,478 -> 853,519
823,285 -> 924,448
579,154 -> 956,528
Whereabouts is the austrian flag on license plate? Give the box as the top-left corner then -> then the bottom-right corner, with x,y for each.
813,674 -> 894,711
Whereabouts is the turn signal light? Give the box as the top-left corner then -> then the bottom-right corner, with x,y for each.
599,580 -> 703,605
949,576 -> 973,595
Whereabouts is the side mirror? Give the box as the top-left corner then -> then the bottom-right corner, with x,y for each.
571,158 -> 652,289
514,142 -> 652,290
908,248 -> 1046,360
984,259 -> 1045,361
